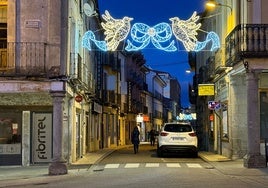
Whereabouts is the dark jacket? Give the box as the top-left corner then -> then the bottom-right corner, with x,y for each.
150,129 -> 155,139
131,127 -> 140,145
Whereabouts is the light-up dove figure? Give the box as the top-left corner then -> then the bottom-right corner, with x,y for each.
170,12 -> 201,51
101,10 -> 133,51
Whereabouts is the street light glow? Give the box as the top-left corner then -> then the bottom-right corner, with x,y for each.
205,0 -> 232,13
206,2 -> 216,8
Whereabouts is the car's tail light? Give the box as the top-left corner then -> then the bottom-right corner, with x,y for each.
160,132 -> 169,136
188,132 -> 196,137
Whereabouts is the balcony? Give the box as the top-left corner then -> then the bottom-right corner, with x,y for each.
0,42 -> 60,77
103,90 -> 116,105
206,56 -> 215,81
103,53 -> 120,71
226,24 -> 268,67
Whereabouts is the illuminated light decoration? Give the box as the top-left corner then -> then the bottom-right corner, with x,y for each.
194,31 -> 220,52
101,10 -> 133,51
82,30 -> 107,51
170,12 -> 201,51
126,22 -> 177,52
81,10 -> 221,52
177,113 -> 197,121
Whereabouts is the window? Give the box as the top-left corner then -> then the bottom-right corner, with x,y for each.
222,109 -> 228,139
164,124 -> 192,132
260,91 -> 268,139
0,112 -> 22,155
0,5 -> 7,69
0,23 -> 6,48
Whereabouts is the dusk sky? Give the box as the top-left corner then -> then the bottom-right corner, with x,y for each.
97,0 -> 207,107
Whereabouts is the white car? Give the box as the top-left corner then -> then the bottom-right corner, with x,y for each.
157,122 -> 198,157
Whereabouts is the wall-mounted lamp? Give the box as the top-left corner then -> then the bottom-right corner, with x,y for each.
206,0 -> 232,14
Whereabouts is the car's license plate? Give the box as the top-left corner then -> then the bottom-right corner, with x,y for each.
172,137 -> 185,141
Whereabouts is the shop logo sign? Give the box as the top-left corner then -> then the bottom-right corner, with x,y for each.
32,113 -> 52,163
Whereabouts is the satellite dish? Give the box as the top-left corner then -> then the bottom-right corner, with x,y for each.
84,1 -> 97,17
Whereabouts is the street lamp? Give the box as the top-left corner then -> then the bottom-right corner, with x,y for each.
185,69 -> 191,74
205,0 -> 232,14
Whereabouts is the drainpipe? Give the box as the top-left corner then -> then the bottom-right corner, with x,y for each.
15,0 -> 21,72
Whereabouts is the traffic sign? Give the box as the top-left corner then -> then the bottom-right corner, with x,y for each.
208,101 -> 221,110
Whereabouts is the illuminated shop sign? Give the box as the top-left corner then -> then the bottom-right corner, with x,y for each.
82,11 -> 220,52
198,84 -> 215,96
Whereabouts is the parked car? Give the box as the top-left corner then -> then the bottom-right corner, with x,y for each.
157,122 -> 198,157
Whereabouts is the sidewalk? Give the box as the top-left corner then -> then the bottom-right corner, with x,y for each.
1,144 -> 268,183
0,144 -> 129,182
199,151 -> 268,176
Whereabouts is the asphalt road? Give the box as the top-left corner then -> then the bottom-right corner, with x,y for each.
99,144 -> 204,164
2,145 -> 268,188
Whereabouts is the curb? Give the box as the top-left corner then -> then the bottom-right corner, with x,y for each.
198,151 -> 231,162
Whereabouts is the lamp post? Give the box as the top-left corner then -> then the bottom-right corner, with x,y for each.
206,0 -> 232,14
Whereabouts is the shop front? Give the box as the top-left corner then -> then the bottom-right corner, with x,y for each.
0,81 -> 54,166
0,108 -> 53,166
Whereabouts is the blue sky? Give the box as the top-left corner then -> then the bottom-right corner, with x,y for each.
97,0 -> 206,107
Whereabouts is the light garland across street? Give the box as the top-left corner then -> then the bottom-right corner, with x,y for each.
82,10 -> 220,52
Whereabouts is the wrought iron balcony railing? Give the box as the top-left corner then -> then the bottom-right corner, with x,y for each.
0,42 -> 59,77
0,43 -> 92,88
226,24 -> 268,67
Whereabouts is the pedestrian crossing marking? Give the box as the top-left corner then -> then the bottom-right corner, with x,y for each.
125,163 -> 140,168
166,163 -> 181,168
145,163 -> 159,167
186,163 -> 202,168
105,164 -> 120,168
101,163 -> 203,169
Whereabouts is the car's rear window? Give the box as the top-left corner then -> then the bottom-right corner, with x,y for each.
164,124 -> 192,132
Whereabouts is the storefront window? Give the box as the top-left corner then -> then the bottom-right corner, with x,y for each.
0,113 -> 21,154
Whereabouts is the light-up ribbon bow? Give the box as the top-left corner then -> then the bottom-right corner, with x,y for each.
82,30 -> 107,51
125,23 -> 177,52
194,31 -> 220,52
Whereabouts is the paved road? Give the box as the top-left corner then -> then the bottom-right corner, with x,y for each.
100,143 -> 206,163
8,163 -> 268,188
1,144 -> 268,188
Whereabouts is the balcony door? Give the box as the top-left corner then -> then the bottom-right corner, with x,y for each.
260,91 -> 268,139
0,4 -> 7,70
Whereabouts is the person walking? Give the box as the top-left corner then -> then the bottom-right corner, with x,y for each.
149,128 -> 156,146
131,126 -> 140,154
